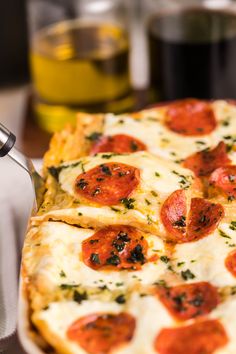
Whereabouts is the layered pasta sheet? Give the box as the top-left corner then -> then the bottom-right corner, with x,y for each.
22,100 -> 236,354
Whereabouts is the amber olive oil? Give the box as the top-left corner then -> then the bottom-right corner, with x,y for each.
31,20 -> 133,132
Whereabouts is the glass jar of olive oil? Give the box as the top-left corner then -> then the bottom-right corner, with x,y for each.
28,0 -> 133,132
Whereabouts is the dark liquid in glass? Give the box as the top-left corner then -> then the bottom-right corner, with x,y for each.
148,9 -> 236,101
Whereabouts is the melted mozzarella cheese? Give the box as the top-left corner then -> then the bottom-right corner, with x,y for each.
211,297 -> 236,354
49,151 -> 196,235
172,223 -> 236,287
103,101 -> 236,162
33,294 -> 173,354
24,222 -> 167,296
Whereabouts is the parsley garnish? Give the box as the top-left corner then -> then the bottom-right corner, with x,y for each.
160,256 -> 170,263
181,269 -> 195,280
90,253 -> 101,264
115,294 -> 126,304
120,198 -> 135,209
106,254 -> 121,266
100,164 -> 112,175
60,284 -> 79,290
76,178 -> 88,190
73,290 -> 88,304
218,229 -> 231,239
230,221 -> 236,231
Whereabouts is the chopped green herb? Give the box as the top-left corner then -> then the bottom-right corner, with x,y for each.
120,198 -> 135,209
89,239 -> 99,245
230,221 -> 236,231
106,254 -> 121,266
154,279 -> 168,287
78,212 -> 83,216
90,253 -> 101,264
76,178 -> 88,190
195,141 -> 206,145
100,164 -> 112,175
181,269 -> 195,280
228,195 -> 236,202
115,294 -> 126,304
73,290 -> 88,304
115,282 -> 124,287
147,214 -> 154,224
60,284 -> 79,290
151,190 -> 158,197
60,270 -> 66,278
218,229 -> 231,239
177,261 -> 185,267
221,118 -> 230,127
160,256 -> 170,263
145,198 -> 151,205
155,172 -> 161,177
128,245 -> 145,264
110,207 -> 121,213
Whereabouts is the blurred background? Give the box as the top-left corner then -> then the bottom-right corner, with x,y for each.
2,0 -> 236,157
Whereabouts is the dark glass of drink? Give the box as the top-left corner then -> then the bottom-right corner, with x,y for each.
148,8 -> 236,101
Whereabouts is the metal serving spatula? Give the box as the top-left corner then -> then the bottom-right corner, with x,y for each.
0,123 -> 45,211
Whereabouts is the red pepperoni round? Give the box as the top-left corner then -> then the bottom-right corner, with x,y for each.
67,312 -> 135,354
165,99 -> 217,136
161,191 -> 224,243
187,198 -> 224,241
156,282 -> 219,321
154,319 -> 228,354
183,142 -> 231,177
160,190 -> 187,242
75,162 -> 140,206
225,250 -> 236,277
82,225 -> 148,271
90,134 -> 147,155
209,166 -> 236,200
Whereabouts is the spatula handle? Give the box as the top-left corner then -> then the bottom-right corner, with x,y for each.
0,123 -> 16,157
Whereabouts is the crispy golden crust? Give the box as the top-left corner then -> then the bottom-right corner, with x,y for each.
43,113 -> 105,172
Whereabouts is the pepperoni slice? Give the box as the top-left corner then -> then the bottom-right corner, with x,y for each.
209,166 -> 236,200
156,282 -> 219,321
160,189 -> 187,242
165,99 -> 217,136
183,142 -> 231,177
161,191 -> 224,243
90,134 -> 147,155
187,198 -> 224,241
75,162 -> 140,206
154,319 -> 228,354
67,312 -> 135,354
82,225 -> 148,271
225,250 -> 236,277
